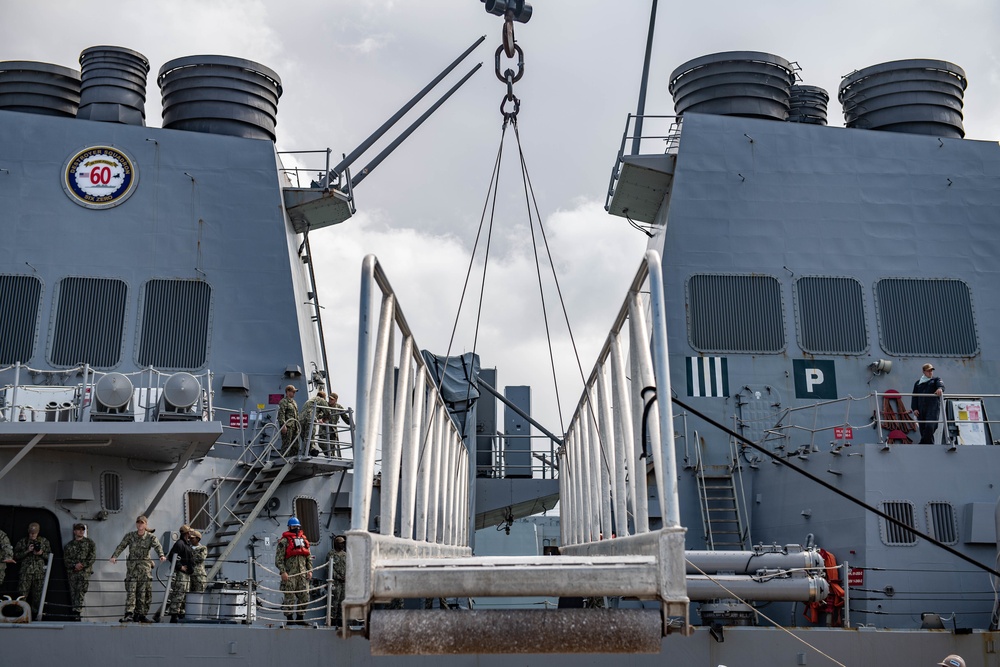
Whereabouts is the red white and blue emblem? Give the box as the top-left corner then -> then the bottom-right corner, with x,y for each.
63,145 -> 138,209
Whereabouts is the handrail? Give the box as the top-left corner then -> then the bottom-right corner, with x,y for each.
0,362 -> 213,423
352,254 -> 469,542
345,254 -> 471,629
737,391 -> 999,450
560,249 -> 681,544
605,113 -> 682,212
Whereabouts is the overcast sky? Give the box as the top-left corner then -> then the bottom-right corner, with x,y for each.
4,1 -> 1000,439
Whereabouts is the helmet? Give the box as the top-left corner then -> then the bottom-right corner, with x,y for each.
939,656 -> 966,667
287,517 -> 301,527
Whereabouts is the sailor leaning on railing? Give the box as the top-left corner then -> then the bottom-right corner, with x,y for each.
911,362 -> 945,444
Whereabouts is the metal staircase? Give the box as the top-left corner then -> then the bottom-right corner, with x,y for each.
204,457 -> 296,579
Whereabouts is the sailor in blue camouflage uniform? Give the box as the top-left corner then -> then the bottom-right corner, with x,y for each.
14,522 -> 51,618
109,515 -> 166,622
63,522 -> 96,620
275,517 -> 313,624
0,529 -> 13,585
278,384 -> 300,456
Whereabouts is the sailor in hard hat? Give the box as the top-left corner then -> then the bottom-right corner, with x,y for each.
938,655 -> 965,667
275,517 -> 313,625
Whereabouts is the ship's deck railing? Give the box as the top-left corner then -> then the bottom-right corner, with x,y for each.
605,113 -> 682,213
475,432 -> 559,479
734,390 -> 999,452
277,147 -> 355,206
214,403 -> 356,462
0,362 -> 213,423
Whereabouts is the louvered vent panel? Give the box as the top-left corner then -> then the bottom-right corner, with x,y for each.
876,279 -> 977,356
101,471 -> 122,512
138,280 -> 211,369
880,501 -> 918,546
927,501 -> 957,544
688,274 -> 784,353
797,277 -> 867,354
51,277 -> 127,368
0,275 -> 41,364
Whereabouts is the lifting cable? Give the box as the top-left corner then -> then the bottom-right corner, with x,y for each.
440,12 -> 585,443
422,10 -> 618,491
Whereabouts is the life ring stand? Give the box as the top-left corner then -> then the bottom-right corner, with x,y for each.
0,596 -> 32,623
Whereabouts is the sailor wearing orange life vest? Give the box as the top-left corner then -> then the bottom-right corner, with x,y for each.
276,517 -> 313,625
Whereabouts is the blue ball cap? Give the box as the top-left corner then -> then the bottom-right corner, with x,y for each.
287,517 -> 301,527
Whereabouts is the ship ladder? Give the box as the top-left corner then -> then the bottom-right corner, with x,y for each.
696,467 -> 746,550
205,457 -> 296,580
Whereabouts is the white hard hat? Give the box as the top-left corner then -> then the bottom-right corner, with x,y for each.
938,655 -> 965,667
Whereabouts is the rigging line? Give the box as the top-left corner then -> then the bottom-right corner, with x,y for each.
442,123 -> 508,368
513,123 -> 565,437
468,123 -> 506,370
513,123 -> 613,474
673,395 -> 1000,579
412,123 -> 508,482
686,558 -> 848,667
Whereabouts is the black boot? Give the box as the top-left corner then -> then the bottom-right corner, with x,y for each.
170,614 -> 178,623
120,612 -> 133,623
296,613 -> 305,626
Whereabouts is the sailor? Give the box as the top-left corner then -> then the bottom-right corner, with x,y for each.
938,656 -> 966,667
0,528 -> 13,585
298,389 -> 329,456
911,363 -> 945,444
275,517 -> 312,625
63,522 -> 96,621
109,515 -> 167,623
189,530 -> 208,593
14,522 -> 51,618
327,392 -> 352,457
165,524 -> 195,622
278,384 -> 300,456
330,535 -> 347,627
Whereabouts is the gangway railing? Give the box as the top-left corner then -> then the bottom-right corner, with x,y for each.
344,255 -> 472,637
557,249 -> 689,633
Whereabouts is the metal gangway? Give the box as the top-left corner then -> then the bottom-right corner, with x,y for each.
343,251 -> 689,654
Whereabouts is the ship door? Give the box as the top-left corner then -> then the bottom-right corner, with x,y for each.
735,384 -> 783,447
